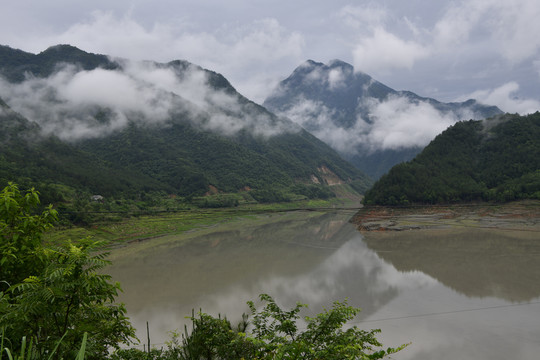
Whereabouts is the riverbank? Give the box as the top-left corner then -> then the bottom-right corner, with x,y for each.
351,200 -> 540,232
44,196 -> 359,246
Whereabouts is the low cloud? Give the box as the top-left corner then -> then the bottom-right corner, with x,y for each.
0,60 -> 295,140
463,82 -> 540,115
363,96 -> 458,150
327,67 -> 347,90
277,94 -> 467,153
41,11 -> 304,104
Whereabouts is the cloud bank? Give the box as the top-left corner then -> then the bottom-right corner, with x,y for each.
25,11 -> 305,104
278,95 -> 472,153
0,60 -> 295,140
463,82 -> 540,115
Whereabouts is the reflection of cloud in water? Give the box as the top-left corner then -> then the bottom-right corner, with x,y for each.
369,285 -> 540,360
363,228 -> 540,302
118,229 -> 437,344
198,236 -> 437,325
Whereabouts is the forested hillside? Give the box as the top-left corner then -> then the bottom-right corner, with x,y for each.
363,112 -> 540,205
0,45 -> 371,208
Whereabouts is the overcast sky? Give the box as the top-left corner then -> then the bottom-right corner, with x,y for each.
1,0 -> 539,113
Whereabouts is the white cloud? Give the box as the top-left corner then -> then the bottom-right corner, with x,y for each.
328,68 -> 347,90
432,1 -> 485,49
338,5 -> 388,30
464,82 -> 540,114
432,0 -> 540,63
0,59 -> 296,140
42,12 -> 304,103
364,96 -> 457,150
352,27 -> 430,73
277,95 -> 461,153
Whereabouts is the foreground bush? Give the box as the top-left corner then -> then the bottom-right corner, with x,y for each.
112,294 -> 407,360
0,183 -> 135,359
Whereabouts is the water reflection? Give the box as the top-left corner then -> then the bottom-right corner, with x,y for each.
106,211 -> 540,359
362,228 -> 540,301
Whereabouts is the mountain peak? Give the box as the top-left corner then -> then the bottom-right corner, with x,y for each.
40,44 -> 86,55
296,59 -> 354,74
264,59 -> 504,179
327,59 -> 353,71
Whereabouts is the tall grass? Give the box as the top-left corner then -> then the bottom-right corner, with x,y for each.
1,330 -> 87,360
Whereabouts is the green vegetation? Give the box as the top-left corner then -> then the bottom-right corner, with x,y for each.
0,45 -> 372,219
1,331 -> 88,360
1,183 -> 402,360
0,44 -> 116,83
111,294 -> 406,360
0,183 -> 135,359
364,113 -> 540,205
44,194 -> 354,247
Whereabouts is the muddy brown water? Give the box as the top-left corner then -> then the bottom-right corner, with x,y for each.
106,210 -> 540,359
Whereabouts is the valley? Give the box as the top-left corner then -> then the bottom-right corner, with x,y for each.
1,42 -> 539,360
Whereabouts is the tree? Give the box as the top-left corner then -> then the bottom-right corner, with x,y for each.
0,183 -> 57,288
0,183 -> 136,359
167,294 -> 407,360
246,294 -> 407,359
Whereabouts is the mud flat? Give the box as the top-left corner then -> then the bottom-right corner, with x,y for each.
351,200 -> 540,232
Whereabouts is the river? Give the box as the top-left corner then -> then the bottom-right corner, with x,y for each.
106,209 -> 540,359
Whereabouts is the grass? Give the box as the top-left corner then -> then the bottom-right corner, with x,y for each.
44,197 -> 354,246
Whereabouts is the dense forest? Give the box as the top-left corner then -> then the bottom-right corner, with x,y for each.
0,45 -> 372,216
363,112 -> 540,205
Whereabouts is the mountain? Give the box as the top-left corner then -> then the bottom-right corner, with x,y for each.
0,44 -> 117,82
264,59 -> 503,179
0,96 -> 169,202
363,112 -> 540,205
0,45 -> 371,204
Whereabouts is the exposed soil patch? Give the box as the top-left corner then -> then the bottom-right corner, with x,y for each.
351,200 -> 540,232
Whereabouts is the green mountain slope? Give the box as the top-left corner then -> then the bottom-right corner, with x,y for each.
0,45 -> 372,203
0,101 -> 169,200
363,113 -> 540,205
0,44 -> 116,82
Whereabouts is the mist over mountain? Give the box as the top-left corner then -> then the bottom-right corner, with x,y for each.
264,59 -> 502,178
0,44 -> 299,141
0,45 -> 371,200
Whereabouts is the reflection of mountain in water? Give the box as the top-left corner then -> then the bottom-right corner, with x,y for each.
108,211 -> 438,342
363,228 -> 540,302
175,212 -> 435,321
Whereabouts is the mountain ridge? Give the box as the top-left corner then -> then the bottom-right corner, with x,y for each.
0,44 -> 372,205
264,59 -> 503,179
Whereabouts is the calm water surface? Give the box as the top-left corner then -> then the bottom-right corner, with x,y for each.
106,210 -> 540,360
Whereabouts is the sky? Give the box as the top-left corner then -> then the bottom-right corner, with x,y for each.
1,0 -> 540,114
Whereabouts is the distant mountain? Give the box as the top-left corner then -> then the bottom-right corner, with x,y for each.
264,60 -> 503,179
0,44 -> 117,82
0,45 -> 371,203
363,112 -> 540,205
